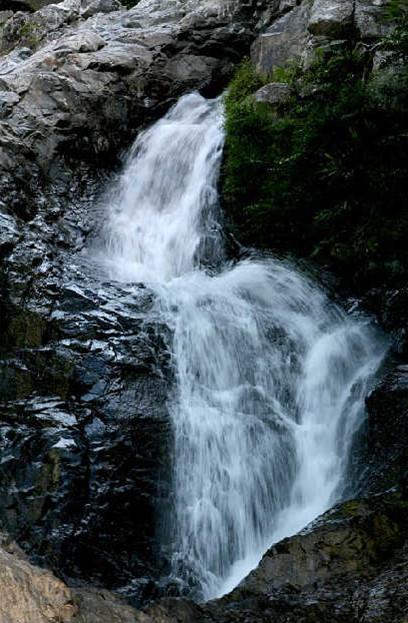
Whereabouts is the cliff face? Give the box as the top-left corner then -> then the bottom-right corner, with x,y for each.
0,0 -> 258,599
0,1 -> 406,622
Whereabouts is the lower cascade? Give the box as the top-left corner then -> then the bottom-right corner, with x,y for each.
97,94 -> 386,600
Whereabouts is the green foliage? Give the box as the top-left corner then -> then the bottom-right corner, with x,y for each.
383,0 -> 408,61
222,41 -> 408,290
17,21 -> 41,49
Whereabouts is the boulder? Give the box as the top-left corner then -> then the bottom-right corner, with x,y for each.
0,531 -> 140,623
81,0 -> 123,19
251,2 -> 312,73
355,0 -> 394,40
308,0 -> 354,37
253,81 -> 291,105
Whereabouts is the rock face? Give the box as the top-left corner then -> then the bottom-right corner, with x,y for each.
0,531 -> 140,622
358,366 -> 408,495
1,489 -> 407,623
251,0 -> 395,73
0,0 -> 254,204
134,490 -> 408,622
0,205 -> 174,596
251,1 -> 312,74
0,0 -> 257,601
309,0 -> 354,37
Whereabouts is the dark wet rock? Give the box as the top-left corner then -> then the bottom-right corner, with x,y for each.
0,158 -> 175,597
0,212 -> 19,253
0,267 -> 173,597
0,0 -> 259,596
134,490 -> 408,622
356,366 -> 408,495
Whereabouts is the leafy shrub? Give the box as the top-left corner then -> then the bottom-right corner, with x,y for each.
222,35 -> 408,291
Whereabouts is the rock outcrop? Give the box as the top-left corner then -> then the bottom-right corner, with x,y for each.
0,531 -> 141,622
251,0 -> 394,73
2,488 -> 406,622
131,489 -> 408,622
0,0 -> 254,202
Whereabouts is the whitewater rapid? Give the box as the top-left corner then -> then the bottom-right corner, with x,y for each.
98,94 -> 386,600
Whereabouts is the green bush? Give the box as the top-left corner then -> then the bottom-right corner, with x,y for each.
222,37 -> 408,290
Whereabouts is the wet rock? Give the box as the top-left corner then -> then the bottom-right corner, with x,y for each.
0,0 -> 405,615
357,366 -> 408,494
0,0 -> 258,595
0,212 -> 19,252
0,0 -> 254,206
135,491 -> 408,622
0,270 -> 173,596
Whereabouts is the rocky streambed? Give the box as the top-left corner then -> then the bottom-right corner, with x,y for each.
0,1 -> 407,622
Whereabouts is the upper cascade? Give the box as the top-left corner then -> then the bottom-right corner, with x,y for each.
102,94 -> 224,283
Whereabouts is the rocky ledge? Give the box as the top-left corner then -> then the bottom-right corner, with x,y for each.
0,487 -> 406,623
134,489 -> 408,623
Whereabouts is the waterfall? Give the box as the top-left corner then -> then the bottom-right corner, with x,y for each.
98,93 -> 386,600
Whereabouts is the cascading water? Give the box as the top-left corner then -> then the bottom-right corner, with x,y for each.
98,93 -> 386,600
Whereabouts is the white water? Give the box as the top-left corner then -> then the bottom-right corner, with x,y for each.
99,93 -> 386,600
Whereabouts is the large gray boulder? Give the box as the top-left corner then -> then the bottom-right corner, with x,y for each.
308,0 -> 354,37
251,1 -> 312,73
253,81 -> 291,105
355,0 -> 394,40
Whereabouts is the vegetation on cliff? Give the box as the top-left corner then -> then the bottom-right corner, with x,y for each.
222,4 -> 408,291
